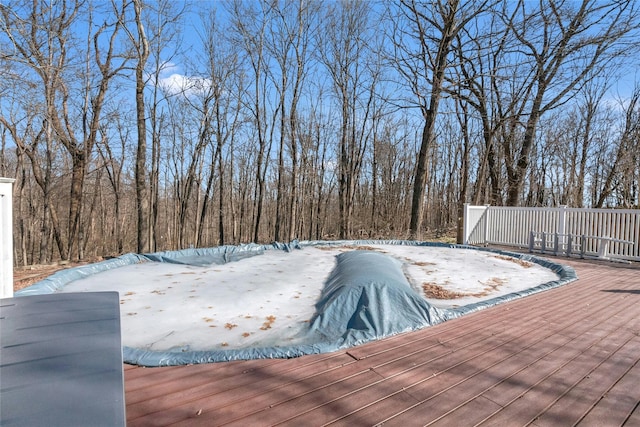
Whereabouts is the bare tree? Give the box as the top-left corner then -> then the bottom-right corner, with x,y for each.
573,82 -> 606,207
319,0 -> 377,240
95,108 -> 132,254
228,0 -> 275,243
192,7 -> 244,246
143,0 -> 184,251
265,0 -> 317,242
594,88 -> 639,207
501,0 -> 639,205
1,0 -> 129,260
450,6 -> 511,206
123,0 -> 152,253
391,0 -> 491,239
5,0 -> 640,265
537,77 -> 610,207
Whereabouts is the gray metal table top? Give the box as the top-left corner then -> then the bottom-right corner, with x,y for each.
1,292 -> 125,426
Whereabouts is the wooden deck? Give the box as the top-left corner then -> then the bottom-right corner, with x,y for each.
124,258 -> 640,426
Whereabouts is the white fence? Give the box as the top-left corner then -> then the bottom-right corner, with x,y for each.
463,204 -> 640,262
1,178 -> 15,298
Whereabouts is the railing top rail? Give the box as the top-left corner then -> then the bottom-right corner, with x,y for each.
562,207 -> 640,214
480,205 -> 640,215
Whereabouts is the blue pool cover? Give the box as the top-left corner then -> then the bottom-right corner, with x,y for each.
16,240 -> 577,366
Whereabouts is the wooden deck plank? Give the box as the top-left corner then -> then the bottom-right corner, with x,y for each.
369,327 -> 505,378
307,335 -> 513,426
123,258 -> 640,427
532,332 -> 640,426
127,353 -> 359,425
624,404 -> 640,427
427,396 -> 504,427
317,391 -> 423,427
335,330 -> 569,426
124,358 -> 285,399
478,328 -> 615,409
174,370 -> 385,427
576,348 -> 640,426
475,322 -> 639,426
126,352 -> 351,408
378,336 -> 597,425
476,293 -> 640,407
278,388 -> 421,426
408,302 -> 639,426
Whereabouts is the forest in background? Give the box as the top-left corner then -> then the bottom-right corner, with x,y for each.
1,0 -> 639,266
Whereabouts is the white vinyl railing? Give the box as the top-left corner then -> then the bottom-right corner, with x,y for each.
1,178 -> 15,298
463,204 -> 640,262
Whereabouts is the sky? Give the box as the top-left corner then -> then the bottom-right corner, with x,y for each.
155,0 -> 640,115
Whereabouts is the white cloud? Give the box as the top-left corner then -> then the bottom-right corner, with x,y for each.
143,61 -> 213,97
158,73 -> 213,97
160,61 -> 180,74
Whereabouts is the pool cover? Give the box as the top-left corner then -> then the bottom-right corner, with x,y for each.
17,240 -> 577,366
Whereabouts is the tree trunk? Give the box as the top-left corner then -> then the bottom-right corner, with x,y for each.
506,104 -> 542,206
134,0 -> 150,253
407,0 -> 459,240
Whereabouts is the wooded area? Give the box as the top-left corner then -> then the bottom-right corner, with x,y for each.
1,0 -> 639,265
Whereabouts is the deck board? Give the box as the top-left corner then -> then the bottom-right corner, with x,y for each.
576,354 -> 640,426
124,258 -> 640,426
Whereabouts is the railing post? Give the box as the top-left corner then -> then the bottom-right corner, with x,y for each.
558,205 -> 567,236
462,203 -> 470,245
483,205 -> 490,246
597,236 -> 611,259
1,177 -> 15,299
529,231 -> 534,253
